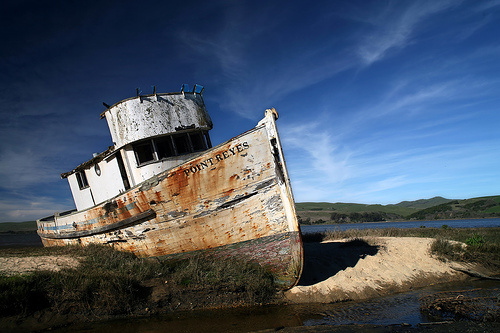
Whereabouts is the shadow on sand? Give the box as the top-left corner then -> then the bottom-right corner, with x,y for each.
298,239 -> 379,286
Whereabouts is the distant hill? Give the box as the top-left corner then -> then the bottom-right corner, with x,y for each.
390,196 -> 456,209
296,195 -> 500,224
296,202 -> 417,216
406,195 -> 500,220
0,221 -> 37,233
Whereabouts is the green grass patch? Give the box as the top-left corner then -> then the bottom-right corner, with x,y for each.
296,202 -> 417,216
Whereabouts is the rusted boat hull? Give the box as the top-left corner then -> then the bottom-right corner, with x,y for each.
37,110 -> 303,289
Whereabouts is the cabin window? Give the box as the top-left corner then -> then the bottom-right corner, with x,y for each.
189,132 -> 207,151
155,136 -> 175,159
133,131 -> 211,166
173,134 -> 191,155
134,141 -> 155,164
204,132 -> 212,148
76,171 -> 89,190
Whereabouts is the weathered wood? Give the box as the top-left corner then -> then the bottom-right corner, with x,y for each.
39,209 -> 156,239
37,91 -> 303,289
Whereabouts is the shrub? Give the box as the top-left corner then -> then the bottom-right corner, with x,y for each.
465,234 -> 485,247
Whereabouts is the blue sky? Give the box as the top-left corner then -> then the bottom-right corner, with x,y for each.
1,0 -> 499,222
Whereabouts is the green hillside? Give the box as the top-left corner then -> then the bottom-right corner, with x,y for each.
390,196 -> 455,209
0,221 -> 37,233
296,195 -> 500,224
296,202 -> 417,216
407,195 -> 500,220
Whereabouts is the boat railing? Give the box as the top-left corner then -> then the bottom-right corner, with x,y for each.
38,209 -> 77,222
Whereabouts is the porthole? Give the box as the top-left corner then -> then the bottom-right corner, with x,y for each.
95,164 -> 101,176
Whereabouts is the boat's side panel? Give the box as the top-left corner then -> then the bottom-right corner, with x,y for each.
156,231 -> 303,289
38,115 -> 302,288
67,154 -> 128,211
66,172 -> 95,211
85,154 -> 128,205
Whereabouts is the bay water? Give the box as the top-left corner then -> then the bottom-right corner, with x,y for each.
301,217 -> 500,234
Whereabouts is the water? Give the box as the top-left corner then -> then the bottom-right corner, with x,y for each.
301,217 -> 500,234
0,232 -> 42,247
301,279 -> 500,327
59,279 -> 500,332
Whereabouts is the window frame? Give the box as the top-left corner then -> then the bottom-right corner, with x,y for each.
132,131 -> 211,167
76,170 -> 89,190
134,140 -> 156,165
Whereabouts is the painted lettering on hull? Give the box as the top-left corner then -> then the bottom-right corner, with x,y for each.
183,142 -> 249,176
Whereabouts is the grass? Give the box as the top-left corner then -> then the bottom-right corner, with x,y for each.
0,245 -> 278,319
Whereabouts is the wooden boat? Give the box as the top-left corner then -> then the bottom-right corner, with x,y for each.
37,85 -> 303,289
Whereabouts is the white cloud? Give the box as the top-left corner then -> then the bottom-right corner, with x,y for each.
357,1 -> 458,64
0,195 -> 74,222
0,148 -> 63,190
281,121 -> 352,183
281,106 -> 500,204
475,0 -> 500,11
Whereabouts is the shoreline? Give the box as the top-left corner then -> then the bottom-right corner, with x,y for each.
1,231 -> 499,331
300,216 -> 500,225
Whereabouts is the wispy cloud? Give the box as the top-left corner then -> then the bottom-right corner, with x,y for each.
0,194 -> 74,222
284,122 -> 500,204
0,149 -> 58,190
474,0 -> 500,11
179,0 -> 467,122
282,120 -> 352,175
178,4 -> 361,119
356,0 -> 459,64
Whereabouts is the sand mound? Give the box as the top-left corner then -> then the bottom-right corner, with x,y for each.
285,237 -> 469,303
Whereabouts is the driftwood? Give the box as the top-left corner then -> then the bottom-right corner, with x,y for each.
420,288 -> 500,322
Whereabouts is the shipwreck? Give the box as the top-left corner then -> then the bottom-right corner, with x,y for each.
37,85 -> 303,289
